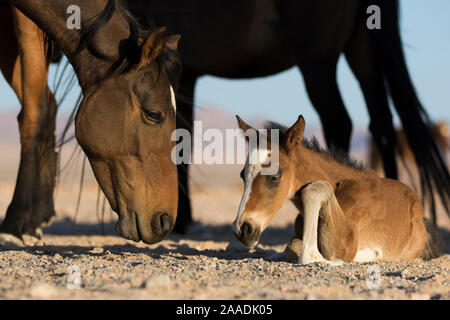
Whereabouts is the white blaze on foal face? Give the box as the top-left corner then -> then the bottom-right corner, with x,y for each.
233,147 -> 269,234
233,146 -> 293,247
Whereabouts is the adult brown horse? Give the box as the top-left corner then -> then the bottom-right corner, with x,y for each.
0,0 -> 181,244
125,0 -> 450,230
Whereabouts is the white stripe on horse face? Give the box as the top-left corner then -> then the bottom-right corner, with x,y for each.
233,148 -> 270,235
170,85 -> 176,112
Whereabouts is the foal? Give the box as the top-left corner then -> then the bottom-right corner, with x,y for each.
233,115 -> 442,264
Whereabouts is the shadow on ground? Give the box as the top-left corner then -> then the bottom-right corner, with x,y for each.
1,218 -> 449,256
37,218 -> 293,246
0,239 -> 280,262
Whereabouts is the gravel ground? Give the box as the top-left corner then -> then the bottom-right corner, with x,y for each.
0,223 -> 448,300
0,159 -> 449,300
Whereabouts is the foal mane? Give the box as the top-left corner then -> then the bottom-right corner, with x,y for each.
264,121 -> 364,170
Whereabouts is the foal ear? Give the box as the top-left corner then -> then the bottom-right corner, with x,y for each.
138,27 -> 176,69
283,115 -> 306,153
236,115 -> 254,132
236,115 -> 258,143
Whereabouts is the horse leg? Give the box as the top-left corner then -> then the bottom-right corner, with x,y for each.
277,1 -> 355,152
173,70 -> 197,233
299,181 -> 358,264
0,7 -> 57,239
345,23 -> 398,179
299,61 -> 352,152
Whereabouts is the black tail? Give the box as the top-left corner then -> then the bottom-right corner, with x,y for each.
368,0 -> 450,224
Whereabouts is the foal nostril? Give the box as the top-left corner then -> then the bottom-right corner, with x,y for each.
152,212 -> 173,236
241,222 -> 253,239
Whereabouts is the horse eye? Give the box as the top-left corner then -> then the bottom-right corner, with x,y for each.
143,109 -> 164,123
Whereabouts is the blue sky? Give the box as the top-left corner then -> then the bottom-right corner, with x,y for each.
0,0 -> 449,130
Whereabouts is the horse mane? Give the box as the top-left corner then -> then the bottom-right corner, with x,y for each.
264,121 -> 364,170
43,0 -> 181,87
42,0 -> 181,150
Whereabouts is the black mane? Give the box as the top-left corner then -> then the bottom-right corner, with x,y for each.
44,0 -> 181,87
264,121 -> 364,170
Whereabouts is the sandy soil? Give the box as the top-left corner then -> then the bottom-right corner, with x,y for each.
0,112 -> 449,300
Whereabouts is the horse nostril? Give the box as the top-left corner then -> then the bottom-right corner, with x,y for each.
152,212 -> 173,236
160,213 -> 171,234
241,222 -> 253,239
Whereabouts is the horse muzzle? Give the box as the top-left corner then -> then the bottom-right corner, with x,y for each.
115,210 -> 174,244
233,221 -> 261,248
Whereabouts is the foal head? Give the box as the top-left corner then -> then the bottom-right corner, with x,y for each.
75,27 -> 181,244
233,115 -> 306,247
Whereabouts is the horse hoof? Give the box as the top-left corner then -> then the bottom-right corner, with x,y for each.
22,234 -> 44,246
0,233 -> 23,249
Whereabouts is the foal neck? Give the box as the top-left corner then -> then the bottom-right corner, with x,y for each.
290,145 -> 360,190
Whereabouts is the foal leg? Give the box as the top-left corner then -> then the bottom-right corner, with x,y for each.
173,70 -> 197,233
345,22 -> 398,179
0,8 -> 57,238
269,213 -> 303,262
299,181 -> 357,264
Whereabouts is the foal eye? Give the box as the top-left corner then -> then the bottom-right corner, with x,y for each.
268,170 -> 282,184
269,175 -> 281,183
143,109 -> 164,123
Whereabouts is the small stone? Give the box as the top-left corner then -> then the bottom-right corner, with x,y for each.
90,247 -> 104,254
53,253 -> 63,260
401,269 -> 408,279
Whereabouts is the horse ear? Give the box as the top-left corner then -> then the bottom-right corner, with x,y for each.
138,26 -> 167,69
283,115 -> 306,153
236,115 -> 254,133
165,34 -> 181,51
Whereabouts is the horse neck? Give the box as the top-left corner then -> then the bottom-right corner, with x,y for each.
290,145 -> 358,190
8,0 -> 131,90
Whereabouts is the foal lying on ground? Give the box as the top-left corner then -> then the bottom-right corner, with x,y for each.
233,115 -> 442,264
